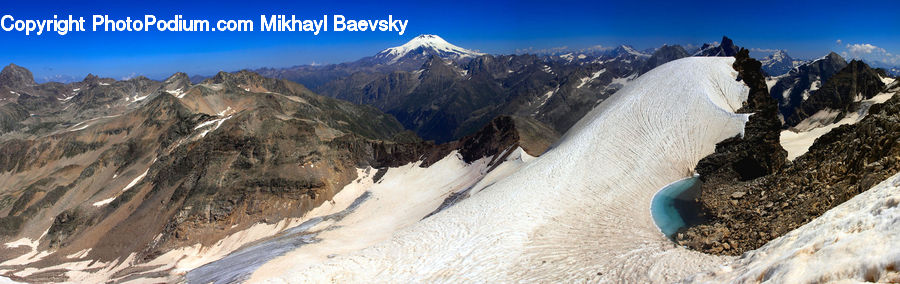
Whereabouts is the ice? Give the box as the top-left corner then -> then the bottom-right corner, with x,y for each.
576,69 -> 606,89
765,76 -> 782,92
620,45 -> 650,58
193,115 -> 233,138
121,169 -> 149,192
1,227 -> 51,267
0,276 -> 22,283
537,88 -> 556,106
132,94 -> 149,102
809,78 -> 821,91
217,106 -> 232,116
541,65 -> 553,74
93,167 -> 150,206
92,197 -> 116,207
64,115 -> 120,133
68,122 -> 91,132
166,88 -> 186,98
66,249 -> 92,259
247,57 -> 751,282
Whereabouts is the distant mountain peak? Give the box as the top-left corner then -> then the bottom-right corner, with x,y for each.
694,36 -> 740,57
375,34 -> 485,64
771,49 -> 788,58
823,51 -> 844,62
615,45 -> 649,57
760,50 -> 801,76
0,63 -> 36,88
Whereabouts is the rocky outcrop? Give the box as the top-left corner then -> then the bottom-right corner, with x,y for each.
783,60 -> 887,127
440,115 -> 559,164
677,51 -> 900,256
0,64 -> 36,89
693,49 -> 787,183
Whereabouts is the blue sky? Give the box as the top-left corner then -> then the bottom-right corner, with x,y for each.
2,0 -> 899,81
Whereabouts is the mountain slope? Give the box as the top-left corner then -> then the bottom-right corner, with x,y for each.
0,66 -> 436,282
254,36 -> 696,143
769,52 -> 848,122
246,56 -> 752,282
783,59 -> 886,127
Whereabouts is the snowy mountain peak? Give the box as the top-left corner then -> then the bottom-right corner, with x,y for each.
771,50 -> 788,60
760,50 -> 802,76
613,45 -> 650,58
375,34 -> 485,64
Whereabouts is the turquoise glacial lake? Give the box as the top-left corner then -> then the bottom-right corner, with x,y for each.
650,176 -> 707,238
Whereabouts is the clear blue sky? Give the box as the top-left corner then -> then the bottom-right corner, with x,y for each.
2,0 -> 899,81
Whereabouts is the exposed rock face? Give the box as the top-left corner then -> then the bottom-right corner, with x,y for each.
257,39 -> 690,143
311,53 -> 582,143
0,103 -> 29,133
427,115 -> 559,166
694,49 -> 787,184
769,52 -> 848,122
0,64 -> 36,89
694,36 -> 740,57
783,60 -> 887,127
640,45 -> 689,74
677,51 -> 900,256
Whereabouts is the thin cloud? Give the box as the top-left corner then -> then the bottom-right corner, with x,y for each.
121,72 -> 138,80
842,43 -> 900,66
515,46 -> 569,55
750,48 -> 779,53
846,43 -> 883,54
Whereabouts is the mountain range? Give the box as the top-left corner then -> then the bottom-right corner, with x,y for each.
256,34 -> 702,142
0,34 -> 899,283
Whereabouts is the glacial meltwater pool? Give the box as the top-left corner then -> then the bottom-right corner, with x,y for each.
650,176 -> 706,238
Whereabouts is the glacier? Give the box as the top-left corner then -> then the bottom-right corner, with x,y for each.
246,56 -> 900,282
247,57 -> 752,282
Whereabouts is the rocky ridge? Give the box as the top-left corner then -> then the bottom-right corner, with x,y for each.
676,50 -> 900,255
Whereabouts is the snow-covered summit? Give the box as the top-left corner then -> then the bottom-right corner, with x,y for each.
616,45 -> 651,58
759,50 -> 804,76
374,34 -> 485,64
